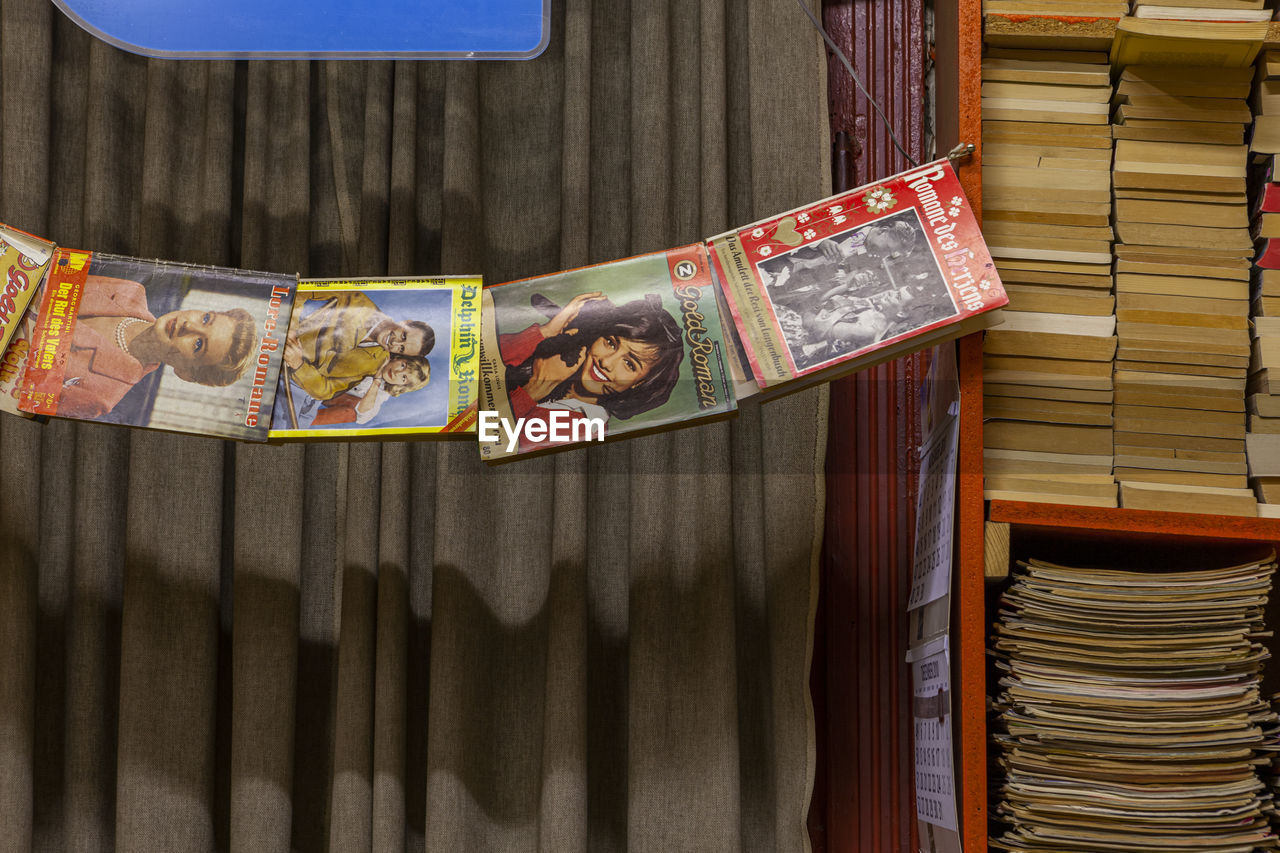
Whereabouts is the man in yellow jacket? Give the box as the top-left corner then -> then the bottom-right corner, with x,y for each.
281,291 -> 435,402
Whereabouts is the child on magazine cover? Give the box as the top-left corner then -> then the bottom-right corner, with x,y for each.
309,354 -> 431,425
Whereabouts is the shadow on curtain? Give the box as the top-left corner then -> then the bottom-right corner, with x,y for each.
0,0 -> 831,849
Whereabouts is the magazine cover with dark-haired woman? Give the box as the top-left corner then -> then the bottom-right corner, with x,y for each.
18,249 -> 296,441
477,243 -> 737,460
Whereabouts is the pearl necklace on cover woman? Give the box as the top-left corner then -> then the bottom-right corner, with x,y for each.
114,316 -> 149,354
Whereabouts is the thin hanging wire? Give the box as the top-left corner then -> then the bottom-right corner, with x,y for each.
792,0 -> 921,168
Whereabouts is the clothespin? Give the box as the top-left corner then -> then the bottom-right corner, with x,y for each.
947,142 -> 976,163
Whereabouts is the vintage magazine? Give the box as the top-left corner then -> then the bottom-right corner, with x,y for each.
0,225 -> 56,417
710,264 -> 760,402
0,224 -> 55,357
708,159 -> 1007,388
0,277 -> 48,418
269,277 -> 481,439
477,243 -> 737,460
18,249 -> 297,441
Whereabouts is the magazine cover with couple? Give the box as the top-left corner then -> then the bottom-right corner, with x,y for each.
270,277 -> 481,439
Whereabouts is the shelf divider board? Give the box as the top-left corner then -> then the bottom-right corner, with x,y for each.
989,500 -> 1280,542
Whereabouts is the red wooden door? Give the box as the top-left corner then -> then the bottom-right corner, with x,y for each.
810,2 -> 928,852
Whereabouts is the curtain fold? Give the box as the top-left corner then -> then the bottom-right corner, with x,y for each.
0,1 -> 831,850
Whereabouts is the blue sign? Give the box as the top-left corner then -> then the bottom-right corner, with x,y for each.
53,0 -> 550,59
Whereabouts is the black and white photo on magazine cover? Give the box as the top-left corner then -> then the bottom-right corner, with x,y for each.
756,208 -> 959,372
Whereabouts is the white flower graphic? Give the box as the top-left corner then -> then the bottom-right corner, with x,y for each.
759,246 -> 772,257
979,279 -> 991,291
798,213 -> 810,223
803,229 -> 816,240
834,215 -> 846,225
862,186 -> 897,214
950,196 -> 964,207
752,227 -> 765,238
947,206 -> 960,217
828,204 -> 844,215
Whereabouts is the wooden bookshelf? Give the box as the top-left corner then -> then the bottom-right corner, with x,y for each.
951,4 -> 1280,852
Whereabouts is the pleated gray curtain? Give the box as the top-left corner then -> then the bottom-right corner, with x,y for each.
0,0 -> 831,850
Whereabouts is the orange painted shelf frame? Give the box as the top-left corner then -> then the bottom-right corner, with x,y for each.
954,1 -> 987,851
952,3 -> 1280,849
989,501 -> 1280,542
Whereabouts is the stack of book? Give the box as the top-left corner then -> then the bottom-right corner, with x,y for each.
1248,54 -> 1280,514
980,50 -> 1118,507
990,556 -> 1279,852
1250,295 -> 1280,513
1109,62 -> 1257,516
1253,50 -> 1280,158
